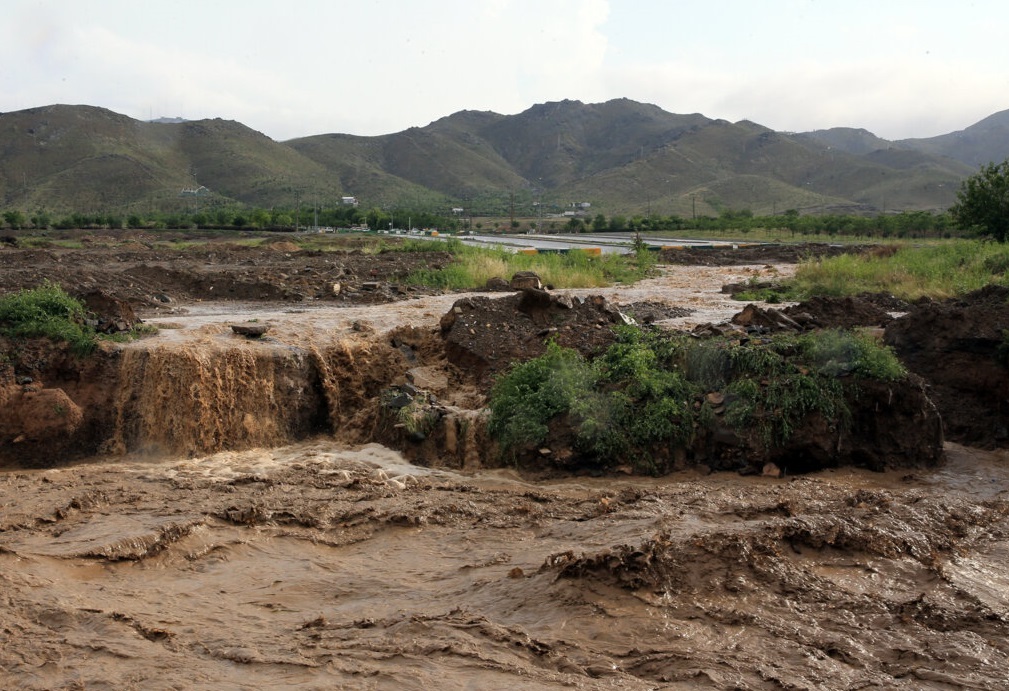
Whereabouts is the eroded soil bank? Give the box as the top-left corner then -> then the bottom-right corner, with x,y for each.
2,236 -> 1009,688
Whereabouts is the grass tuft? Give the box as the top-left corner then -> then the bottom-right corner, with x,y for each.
0,282 -> 96,355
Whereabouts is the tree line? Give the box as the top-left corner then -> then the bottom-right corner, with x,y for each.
0,205 -> 969,239
3,158 -> 1008,240
0,205 -> 465,233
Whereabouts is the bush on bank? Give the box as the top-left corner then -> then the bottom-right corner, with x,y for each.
0,282 -> 96,355
488,326 -> 907,473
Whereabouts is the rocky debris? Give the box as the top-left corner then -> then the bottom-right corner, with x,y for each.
621,301 -> 694,324
731,303 -> 804,332
80,290 -> 139,333
726,297 -> 894,334
691,322 -> 746,338
885,284 -> 1009,447
230,323 -> 270,338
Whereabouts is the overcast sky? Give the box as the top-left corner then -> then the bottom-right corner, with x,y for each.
4,0 -> 1008,142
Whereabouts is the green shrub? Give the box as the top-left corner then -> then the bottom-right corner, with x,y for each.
798,329 -> 906,381
488,341 -> 599,454
488,326 -> 909,469
0,282 -> 96,354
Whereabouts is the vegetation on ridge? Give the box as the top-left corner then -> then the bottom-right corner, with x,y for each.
735,239 -> 1009,303
0,282 -> 96,355
488,327 -> 906,473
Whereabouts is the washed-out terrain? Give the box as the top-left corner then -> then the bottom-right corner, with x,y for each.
2,234 -> 1009,689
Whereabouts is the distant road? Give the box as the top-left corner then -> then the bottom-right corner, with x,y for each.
418,232 -> 748,255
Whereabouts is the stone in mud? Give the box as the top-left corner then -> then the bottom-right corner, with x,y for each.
484,276 -> 511,291
406,367 -> 449,393
731,304 -> 802,332
510,271 -> 543,290
230,323 -> 270,338
0,385 -> 84,445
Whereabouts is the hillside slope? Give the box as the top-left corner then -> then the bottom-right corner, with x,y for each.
0,100 -> 999,216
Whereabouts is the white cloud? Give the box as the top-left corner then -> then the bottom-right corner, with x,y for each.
605,56 -> 1009,139
2,0 -> 1008,141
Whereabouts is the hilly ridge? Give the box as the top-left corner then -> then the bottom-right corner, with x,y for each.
1,99 -> 1002,217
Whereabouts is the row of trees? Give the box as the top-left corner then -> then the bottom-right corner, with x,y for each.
0,205 -> 466,233
3,159 -> 1008,240
554,208 -> 959,239
0,205 -> 969,239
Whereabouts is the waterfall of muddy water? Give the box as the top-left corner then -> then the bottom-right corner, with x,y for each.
9,263 -> 1009,687
107,343 -> 311,456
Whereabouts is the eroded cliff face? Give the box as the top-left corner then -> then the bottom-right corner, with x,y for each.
0,288 -> 946,478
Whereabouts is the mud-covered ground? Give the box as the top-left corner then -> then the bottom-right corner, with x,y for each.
3,233 -> 1009,689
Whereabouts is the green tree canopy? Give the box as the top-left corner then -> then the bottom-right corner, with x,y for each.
951,159 -> 1009,241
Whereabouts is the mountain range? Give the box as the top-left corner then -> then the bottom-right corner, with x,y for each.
2,99 -> 1007,218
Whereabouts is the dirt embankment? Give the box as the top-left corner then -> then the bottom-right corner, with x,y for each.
0,236 -> 1003,467
0,239 -> 946,474
0,234 -> 451,308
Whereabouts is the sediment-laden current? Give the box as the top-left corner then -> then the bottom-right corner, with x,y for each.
3,441 -> 1009,689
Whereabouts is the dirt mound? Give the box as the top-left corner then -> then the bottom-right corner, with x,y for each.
439,289 -> 633,385
660,242 -> 871,265
782,295 -> 894,329
80,290 -> 140,333
885,285 -> 1009,447
424,289 -> 944,476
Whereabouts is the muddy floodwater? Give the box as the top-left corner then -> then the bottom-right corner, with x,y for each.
4,442 -> 1009,689
4,262 -> 1009,689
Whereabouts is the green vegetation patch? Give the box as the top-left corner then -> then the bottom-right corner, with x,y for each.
403,241 -> 655,291
0,282 -> 96,355
488,326 -> 906,472
786,240 -> 1009,301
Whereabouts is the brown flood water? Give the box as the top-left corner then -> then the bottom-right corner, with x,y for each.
3,442 -> 1009,689
3,263 -> 1009,689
